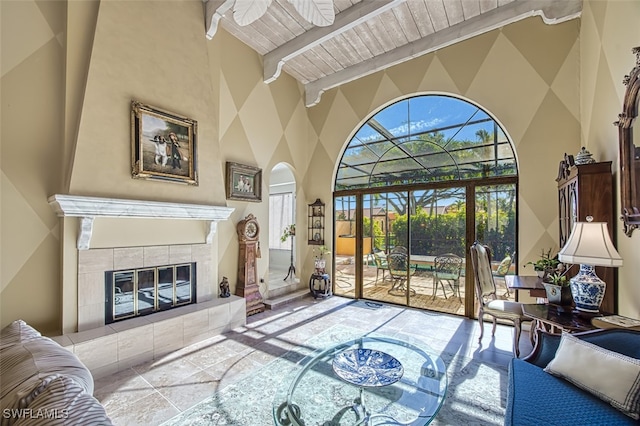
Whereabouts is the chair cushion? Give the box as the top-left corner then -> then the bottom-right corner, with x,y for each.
506,358 -> 635,425
544,332 -> 640,419
485,300 -> 526,319
495,256 -> 511,275
374,252 -> 388,267
436,272 -> 459,280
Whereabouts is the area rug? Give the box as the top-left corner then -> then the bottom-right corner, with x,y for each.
162,326 -> 508,425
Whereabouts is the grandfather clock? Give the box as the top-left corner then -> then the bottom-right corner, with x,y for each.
236,214 -> 265,315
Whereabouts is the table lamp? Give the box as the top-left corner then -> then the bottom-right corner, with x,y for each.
557,216 -> 623,312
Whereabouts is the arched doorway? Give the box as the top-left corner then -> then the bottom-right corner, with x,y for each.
332,94 -> 518,318
267,163 -> 299,298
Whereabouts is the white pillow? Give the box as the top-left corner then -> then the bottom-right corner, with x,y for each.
544,332 -> 640,419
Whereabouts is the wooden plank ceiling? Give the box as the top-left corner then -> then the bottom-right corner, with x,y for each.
204,0 -> 582,107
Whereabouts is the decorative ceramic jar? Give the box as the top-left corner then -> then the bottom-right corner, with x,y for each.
314,259 -> 326,274
574,147 -> 596,164
542,283 -> 573,306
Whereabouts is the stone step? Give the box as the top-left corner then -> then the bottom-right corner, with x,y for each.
267,278 -> 304,299
263,289 -> 311,310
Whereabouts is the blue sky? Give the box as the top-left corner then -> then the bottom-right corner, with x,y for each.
355,95 -> 497,144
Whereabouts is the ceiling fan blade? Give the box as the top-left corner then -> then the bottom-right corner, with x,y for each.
288,0 -> 335,26
233,0 -> 272,26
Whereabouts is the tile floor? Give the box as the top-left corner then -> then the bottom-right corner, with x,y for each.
94,295 -> 533,425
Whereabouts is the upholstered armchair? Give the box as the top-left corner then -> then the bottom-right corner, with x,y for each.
470,242 -> 533,357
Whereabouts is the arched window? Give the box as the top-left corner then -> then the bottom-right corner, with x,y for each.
335,95 -> 516,190
332,94 -> 518,317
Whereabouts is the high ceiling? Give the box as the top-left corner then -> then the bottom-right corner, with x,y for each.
204,0 -> 582,107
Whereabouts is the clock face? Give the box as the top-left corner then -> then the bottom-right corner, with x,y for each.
245,222 -> 258,238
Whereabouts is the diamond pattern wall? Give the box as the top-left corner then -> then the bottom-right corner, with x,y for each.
1,0 -> 64,333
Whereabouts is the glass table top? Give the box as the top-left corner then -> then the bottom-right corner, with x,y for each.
273,333 -> 448,426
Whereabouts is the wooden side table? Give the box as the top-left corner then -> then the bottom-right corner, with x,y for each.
309,273 -> 332,299
505,275 -> 546,300
521,303 -> 606,335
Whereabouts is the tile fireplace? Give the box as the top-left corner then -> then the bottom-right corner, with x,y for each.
47,195 -> 247,378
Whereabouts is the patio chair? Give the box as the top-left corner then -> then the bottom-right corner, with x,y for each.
373,251 -> 390,284
387,252 -> 416,296
492,251 -> 515,297
470,242 -> 533,358
432,253 -> 463,300
390,246 -> 408,255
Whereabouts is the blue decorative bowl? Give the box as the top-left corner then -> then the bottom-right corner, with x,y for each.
332,348 -> 403,387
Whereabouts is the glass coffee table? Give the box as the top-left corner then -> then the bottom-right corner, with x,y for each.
273,333 -> 447,425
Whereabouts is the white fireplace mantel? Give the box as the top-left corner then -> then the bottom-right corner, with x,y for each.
48,194 -> 234,249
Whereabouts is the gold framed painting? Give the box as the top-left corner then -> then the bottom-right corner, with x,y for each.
226,162 -> 262,202
131,100 -> 198,185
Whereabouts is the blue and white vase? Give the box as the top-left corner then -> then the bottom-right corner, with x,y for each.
570,264 -> 606,312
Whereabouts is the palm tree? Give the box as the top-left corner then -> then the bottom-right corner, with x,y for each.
475,129 -> 491,143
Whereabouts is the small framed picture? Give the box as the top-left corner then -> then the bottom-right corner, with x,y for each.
131,100 -> 198,185
225,162 -> 262,202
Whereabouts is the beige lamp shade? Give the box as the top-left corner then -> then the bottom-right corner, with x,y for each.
558,221 -> 623,267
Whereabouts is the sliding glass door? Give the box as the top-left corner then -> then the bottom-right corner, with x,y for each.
474,184 -> 517,307
354,188 -> 467,314
408,188 -> 466,314
362,191 -> 408,305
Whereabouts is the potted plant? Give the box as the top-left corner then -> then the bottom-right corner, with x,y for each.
314,245 -> 331,274
541,265 -> 573,307
280,224 -> 295,242
524,248 -> 560,279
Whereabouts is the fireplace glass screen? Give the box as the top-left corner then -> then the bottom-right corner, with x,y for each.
106,263 -> 196,324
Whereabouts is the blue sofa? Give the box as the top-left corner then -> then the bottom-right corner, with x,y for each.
505,328 -> 640,426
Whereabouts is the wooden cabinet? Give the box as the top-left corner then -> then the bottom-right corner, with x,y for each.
556,160 -> 616,313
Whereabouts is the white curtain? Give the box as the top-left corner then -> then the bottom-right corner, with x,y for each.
269,192 -> 294,249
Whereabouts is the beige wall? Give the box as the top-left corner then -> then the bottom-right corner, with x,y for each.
580,0 -> 640,317
2,0 -> 640,334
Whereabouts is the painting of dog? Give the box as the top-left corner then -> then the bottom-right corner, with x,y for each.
131,100 -> 198,185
